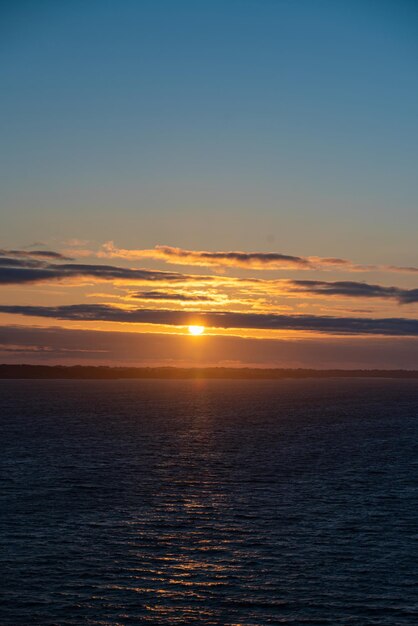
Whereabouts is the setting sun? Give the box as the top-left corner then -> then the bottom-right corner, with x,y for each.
188,325 -> 205,335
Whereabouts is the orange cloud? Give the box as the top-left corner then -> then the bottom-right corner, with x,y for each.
96,242 -> 418,274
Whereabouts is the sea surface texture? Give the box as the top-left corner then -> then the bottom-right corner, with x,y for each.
1,378 -> 418,625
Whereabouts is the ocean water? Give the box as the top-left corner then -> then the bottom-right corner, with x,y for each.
1,378 -> 418,625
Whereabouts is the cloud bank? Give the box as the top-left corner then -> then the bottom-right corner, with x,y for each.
2,251 -> 417,310
1,304 -> 417,336
1,325 -> 418,369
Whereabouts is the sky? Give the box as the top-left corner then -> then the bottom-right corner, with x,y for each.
0,0 -> 417,368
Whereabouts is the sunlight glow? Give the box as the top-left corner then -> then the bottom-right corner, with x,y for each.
188,325 -> 205,335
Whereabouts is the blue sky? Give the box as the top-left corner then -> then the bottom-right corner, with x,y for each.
1,0 -> 417,259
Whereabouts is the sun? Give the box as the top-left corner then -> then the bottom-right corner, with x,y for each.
188,325 -> 205,335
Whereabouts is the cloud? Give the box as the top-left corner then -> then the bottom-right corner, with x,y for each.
96,242 -> 418,273
0,303 -> 417,336
3,248 -> 417,308
145,245 -> 312,269
98,242 -> 338,270
0,248 -> 72,261
132,291 -> 216,302
0,255 -> 208,285
288,280 -> 418,304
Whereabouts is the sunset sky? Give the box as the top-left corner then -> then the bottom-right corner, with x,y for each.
1,0 -> 417,368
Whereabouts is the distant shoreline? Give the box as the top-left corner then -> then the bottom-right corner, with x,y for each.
0,365 -> 417,380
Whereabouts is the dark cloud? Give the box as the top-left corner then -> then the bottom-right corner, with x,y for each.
289,280 -> 418,304
0,257 -> 45,269
132,291 -> 215,302
0,256 -> 204,285
0,304 -> 417,336
158,247 -> 310,267
0,248 -> 72,261
400,290 -> 418,304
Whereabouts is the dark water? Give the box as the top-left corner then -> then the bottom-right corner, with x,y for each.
1,379 -> 418,625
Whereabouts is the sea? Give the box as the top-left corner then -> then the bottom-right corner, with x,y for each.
1,378 -> 418,625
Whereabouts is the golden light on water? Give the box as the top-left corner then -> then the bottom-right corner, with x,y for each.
188,325 -> 205,335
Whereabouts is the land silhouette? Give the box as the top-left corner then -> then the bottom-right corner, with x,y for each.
0,365 -> 417,379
